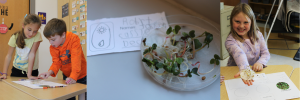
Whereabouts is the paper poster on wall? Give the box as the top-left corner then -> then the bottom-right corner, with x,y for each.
72,31 -> 77,35
80,5 -> 85,12
72,8 -> 76,15
80,0 -> 84,4
38,12 -> 46,24
80,21 -> 85,28
81,39 -> 86,44
62,3 -> 69,18
80,31 -> 85,36
72,17 -> 77,23
80,13 -> 85,20
87,12 -> 169,56
72,25 -> 78,30
72,1 -> 76,8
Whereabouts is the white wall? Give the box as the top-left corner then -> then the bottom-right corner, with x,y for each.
35,0 -> 57,76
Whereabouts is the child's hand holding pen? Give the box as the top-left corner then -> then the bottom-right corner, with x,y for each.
65,77 -> 76,85
0,74 -> 7,79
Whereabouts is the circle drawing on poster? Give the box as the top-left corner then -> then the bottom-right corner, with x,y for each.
234,88 -> 249,97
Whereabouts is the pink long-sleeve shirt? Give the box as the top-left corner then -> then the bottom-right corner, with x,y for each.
225,31 -> 270,70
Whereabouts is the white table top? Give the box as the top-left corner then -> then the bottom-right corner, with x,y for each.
87,0 -> 220,100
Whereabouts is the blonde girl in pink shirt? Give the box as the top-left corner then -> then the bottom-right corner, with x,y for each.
225,3 -> 270,86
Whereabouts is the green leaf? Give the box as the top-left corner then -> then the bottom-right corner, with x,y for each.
143,49 -> 150,55
189,30 -> 195,38
152,59 -> 158,65
173,70 -> 180,76
194,39 -> 202,49
176,58 -> 184,64
152,43 -> 157,50
170,39 -> 178,46
174,25 -> 181,34
204,32 -> 213,47
166,27 -> 172,35
187,69 -> 192,77
216,60 -> 220,65
142,38 -> 146,46
210,59 -> 215,64
182,32 -> 189,37
177,63 -> 180,69
171,64 -> 177,73
156,63 -> 164,68
167,58 -> 172,62
192,68 -> 200,76
142,58 -> 153,66
214,54 -> 220,60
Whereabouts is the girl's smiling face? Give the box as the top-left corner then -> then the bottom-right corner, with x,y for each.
23,23 -> 40,39
232,12 -> 251,39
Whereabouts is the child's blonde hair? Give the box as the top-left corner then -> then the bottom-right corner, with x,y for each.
13,14 -> 41,48
230,3 -> 259,44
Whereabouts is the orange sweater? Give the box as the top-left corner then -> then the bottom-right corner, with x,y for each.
49,31 -> 87,81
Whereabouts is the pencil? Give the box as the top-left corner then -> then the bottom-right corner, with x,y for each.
42,85 -> 66,89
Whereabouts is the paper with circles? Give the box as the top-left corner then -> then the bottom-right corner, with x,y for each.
225,72 -> 300,100
87,12 -> 169,56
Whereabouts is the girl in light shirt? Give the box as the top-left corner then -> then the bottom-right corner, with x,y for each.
225,3 -> 270,86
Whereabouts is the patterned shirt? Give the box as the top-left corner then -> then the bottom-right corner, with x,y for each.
8,32 -> 43,73
225,31 -> 270,70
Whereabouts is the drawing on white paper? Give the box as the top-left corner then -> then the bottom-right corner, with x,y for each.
256,85 -> 270,93
225,72 -> 300,100
87,12 -> 169,56
234,88 -> 249,97
89,22 -> 114,51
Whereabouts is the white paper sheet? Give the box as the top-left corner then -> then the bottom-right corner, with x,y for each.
87,12 -> 169,56
13,80 -> 67,89
225,72 -> 300,100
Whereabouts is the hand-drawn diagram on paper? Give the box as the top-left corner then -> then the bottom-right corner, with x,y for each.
87,12 -> 169,56
225,72 -> 300,100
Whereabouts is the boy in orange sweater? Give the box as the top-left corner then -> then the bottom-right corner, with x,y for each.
39,18 -> 86,100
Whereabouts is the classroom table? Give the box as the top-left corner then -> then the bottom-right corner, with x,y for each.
290,68 -> 300,100
220,65 -> 296,100
2,77 -> 87,100
0,80 -> 36,100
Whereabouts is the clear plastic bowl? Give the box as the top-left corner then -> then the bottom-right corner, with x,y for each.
140,15 -> 221,91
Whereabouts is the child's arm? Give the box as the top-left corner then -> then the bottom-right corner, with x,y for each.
256,31 -> 270,66
27,41 -> 41,79
0,46 -> 15,79
69,36 -> 82,81
48,48 -> 62,77
225,34 -> 250,70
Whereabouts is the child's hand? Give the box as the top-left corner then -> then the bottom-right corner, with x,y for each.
65,77 -> 76,85
38,70 -> 53,79
252,62 -> 263,72
220,75 -> 225,83
0,74 -> 7,79
234,71 -> 254,86
27,75 -> 42,80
